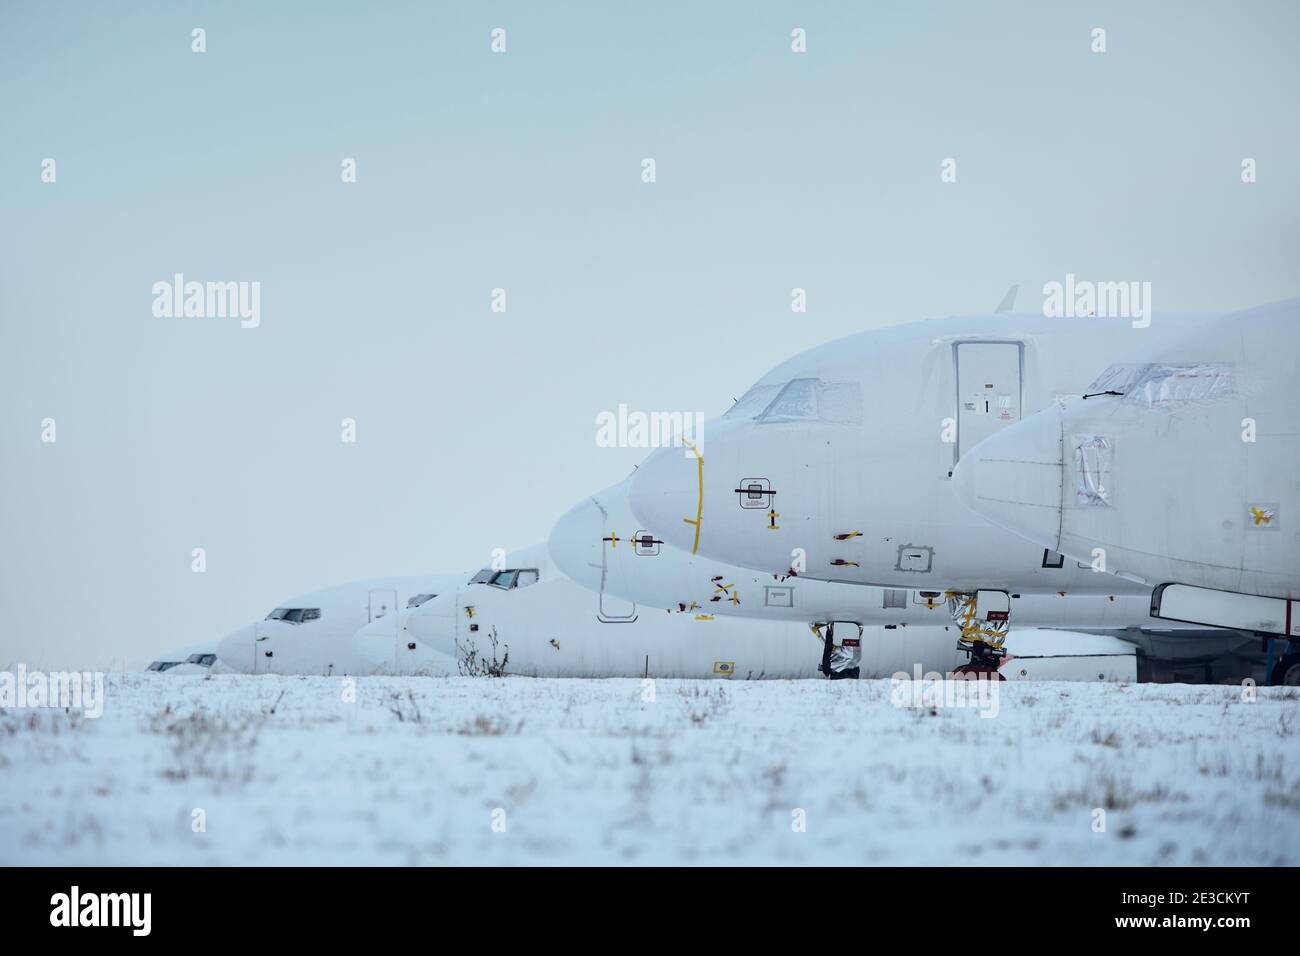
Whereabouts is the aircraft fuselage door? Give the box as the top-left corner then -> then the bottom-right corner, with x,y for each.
598,588 -> 638,623
954,341 -> 1023,468
595,548 -> 637,623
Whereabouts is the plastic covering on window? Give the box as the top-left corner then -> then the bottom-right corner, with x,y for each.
1072,434 -> 1113,507
759,378 -> 819,421
753,378 -> 863,424
724,383 -> 782,419
1084,363 -> 1149,395
816,381 -> 863,423
1124,363 -> 1233,407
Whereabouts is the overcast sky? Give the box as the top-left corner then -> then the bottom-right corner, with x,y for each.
2,1 -> 1297,669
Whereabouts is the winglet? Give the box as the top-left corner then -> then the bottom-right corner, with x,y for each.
994,284 -> 1018,313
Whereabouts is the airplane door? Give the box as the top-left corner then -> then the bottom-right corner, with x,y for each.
598,586 -> 638,623
368,588 -> 400,667
595,517 -> 638,623
954,341 -> 1022,467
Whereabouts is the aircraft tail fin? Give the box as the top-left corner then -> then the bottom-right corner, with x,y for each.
994,284 -> 1019,313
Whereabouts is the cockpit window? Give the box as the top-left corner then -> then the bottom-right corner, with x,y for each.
406,593 -> 437,608
471,568 -> 541,590
186,653 -> 217,667
264,608 -> 320,624
724,382 -> 783,419
754,378 -> 863,424
148,660 -> 181,672
759,378 -> 819,421
1124,363 -> 1233,407
1084,363 -> 1148,396
1084,362 -> 1234,406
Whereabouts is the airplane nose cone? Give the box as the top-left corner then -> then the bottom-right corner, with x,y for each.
404,592 -> 459,658
216,624 -> 256,674
354,609 -> 456,676
548,495 -> 606,592
951,405 -> 1065,551
627,446 -> 702,554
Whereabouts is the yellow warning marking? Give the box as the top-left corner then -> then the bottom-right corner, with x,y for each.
464,606 -> 476,618
833,531 -> 863,540
730,591 -> 740,606
713,582 -> 734,594
687,600 -> 700,611
682,439 -> 704,555
694,614 -> 715,621
767,509 -> 781,530
712,660 -> 736,675
1250,506 -> 1274,526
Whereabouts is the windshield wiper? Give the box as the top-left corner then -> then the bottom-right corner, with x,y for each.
1081,389 -> 1124,400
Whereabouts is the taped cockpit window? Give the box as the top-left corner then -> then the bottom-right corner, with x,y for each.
755,378 -> 862,424
1123,363 -> 1233,407
816,381 -> 863,424
1072,434 -> 1113,507
724,382 -> 783,420
1084,363 -> 1150,396
759,378 -> 819,421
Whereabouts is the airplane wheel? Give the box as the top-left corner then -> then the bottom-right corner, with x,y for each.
1271,652 -> 1300,687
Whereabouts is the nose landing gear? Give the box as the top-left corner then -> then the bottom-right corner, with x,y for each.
947,591 -> 1009,680
815,621 -> 863,680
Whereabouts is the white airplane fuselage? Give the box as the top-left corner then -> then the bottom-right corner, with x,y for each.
624,312 -> 1227,596
550,475 -> 1173,632
402,545 -> 1136,680
217,575 -> 461,676
953,300 -> 1300,631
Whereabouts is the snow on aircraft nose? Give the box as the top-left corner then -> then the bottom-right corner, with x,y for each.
627,446 -> 704,555
547,494 -> 608,592
215,624 -> 256,674
951,403 -> 1065,552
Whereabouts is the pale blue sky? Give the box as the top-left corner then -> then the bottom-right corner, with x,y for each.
2,1 -> 1297,668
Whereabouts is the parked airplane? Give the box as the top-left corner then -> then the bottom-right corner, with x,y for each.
145,643 -> 232,675
619,308 -> 1247,672
216,576 -> 462,675
952,299 -> 1300,683
549,473 -> 1248,678
395,543 -> 1137,680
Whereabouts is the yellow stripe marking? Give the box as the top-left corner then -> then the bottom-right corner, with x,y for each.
682,439 -> 704,555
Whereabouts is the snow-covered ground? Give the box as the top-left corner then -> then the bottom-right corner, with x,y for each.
1,674 -> 1297,865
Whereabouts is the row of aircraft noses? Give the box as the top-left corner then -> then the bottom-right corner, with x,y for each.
191,299 -> 1297,682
